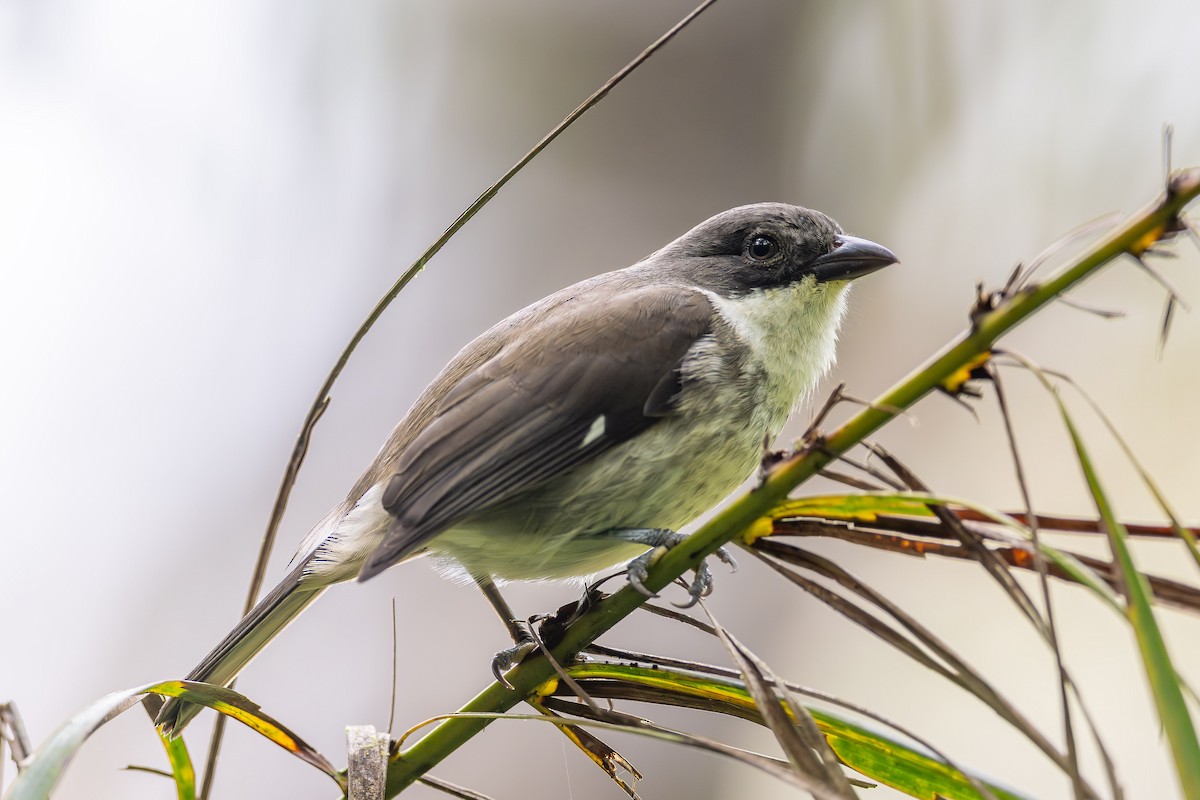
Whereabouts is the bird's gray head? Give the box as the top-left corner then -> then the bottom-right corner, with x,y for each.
648,203 -> 897,298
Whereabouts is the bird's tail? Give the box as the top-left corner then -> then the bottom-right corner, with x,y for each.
156,562 -> 325,737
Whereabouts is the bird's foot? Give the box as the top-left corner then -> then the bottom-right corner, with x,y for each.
609,528 -> 737,608
489,591 -> 602,689
491,622 -> 539,689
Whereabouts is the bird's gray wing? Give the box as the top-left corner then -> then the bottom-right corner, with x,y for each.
357,285 -> 714,579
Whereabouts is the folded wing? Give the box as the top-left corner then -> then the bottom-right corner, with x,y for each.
357,285 -> 714,579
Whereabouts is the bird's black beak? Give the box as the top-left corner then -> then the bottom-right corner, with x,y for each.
811,235 -> 898,282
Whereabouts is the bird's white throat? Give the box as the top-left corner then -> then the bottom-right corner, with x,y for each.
704,277 -> 848,426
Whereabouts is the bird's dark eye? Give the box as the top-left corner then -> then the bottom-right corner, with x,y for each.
746,235 -> 780,262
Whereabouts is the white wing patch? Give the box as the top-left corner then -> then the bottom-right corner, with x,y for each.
581,415 -> 606,447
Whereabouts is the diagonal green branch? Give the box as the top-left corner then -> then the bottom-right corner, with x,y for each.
381,169 -> 1200,796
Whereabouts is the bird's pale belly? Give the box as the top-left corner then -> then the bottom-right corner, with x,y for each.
426,411 -> 768,583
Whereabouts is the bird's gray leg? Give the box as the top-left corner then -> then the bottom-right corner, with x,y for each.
475,574 -> 526,644
603,528 -> 737,608
474,575 -> 537,688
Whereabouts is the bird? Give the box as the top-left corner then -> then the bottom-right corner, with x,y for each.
156,202 -> 897,735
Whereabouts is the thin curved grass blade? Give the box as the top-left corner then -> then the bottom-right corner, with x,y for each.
768,516 -> 1200,614
2,681 -> 342,800
700,604 -> 856,799
1065,374 -> 1200,570
1057,401 -> 1200,798
758,493 -> 1120,610
752,542 -> 1101,798
527,699 -> 642,798
152,681 -> 342,786
401,710 -> 817,794
4,687 -> 147,800
563,663 -> 1026,800
1004,349 -> 1200,797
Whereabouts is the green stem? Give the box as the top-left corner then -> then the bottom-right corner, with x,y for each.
383,169 -> 1200,795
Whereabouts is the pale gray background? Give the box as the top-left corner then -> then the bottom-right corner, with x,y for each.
3,1 -> 1200,798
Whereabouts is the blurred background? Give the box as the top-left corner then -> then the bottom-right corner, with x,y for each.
3,1 -> 1200,797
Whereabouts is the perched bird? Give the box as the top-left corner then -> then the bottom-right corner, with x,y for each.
157,203 -> 897,735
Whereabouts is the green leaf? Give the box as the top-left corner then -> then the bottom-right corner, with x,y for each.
818,718 -> 1019,800
158,731 -> 195,800
1057,401 -> 1200,798
704,608 -> 856,798
4,687 -> 146,800
765,494 -> 941,524
149,680 -> 341,783
569,663 -> 1026,800
3,681 -> 343,800
1068,381 -> 1200,571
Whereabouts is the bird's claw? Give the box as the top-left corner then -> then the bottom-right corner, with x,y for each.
621,529 -> 737,606
672,545 -> 738,608
714,544 -> 738,572
626,552 -> 659,598
491,637 -> 538,689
